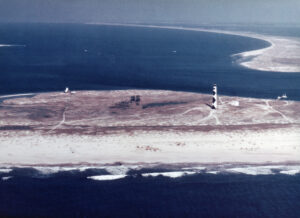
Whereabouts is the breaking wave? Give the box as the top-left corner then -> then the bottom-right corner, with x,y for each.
0,44 -> 26,47
1,164 -> 300,182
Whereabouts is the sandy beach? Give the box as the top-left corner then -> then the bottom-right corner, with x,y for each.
0,90 -> 299,167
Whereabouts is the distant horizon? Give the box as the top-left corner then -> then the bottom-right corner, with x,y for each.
1,21 -> 300,26
0,0 -> 300,25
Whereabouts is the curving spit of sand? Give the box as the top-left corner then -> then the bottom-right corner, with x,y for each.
88,23 -> 300,73
2,23 -> 300,72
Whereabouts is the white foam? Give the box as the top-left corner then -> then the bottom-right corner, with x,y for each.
0,44 -> 25,47
104,165 -> 132,175
142,171 -> 196,178
0,169 -> 12,173
280,169 -> 300,175
87,174 -> 127,181
28,166 -> 300,176
1,164 -> 299,179
225,165 -> 300,175
9,165 -> 136,175
182,166 -> 206,170
0,44 -> 13,47
0,93 -> 35,99
1,176 -> 13,181
227,167 -> 273,175
8,166 -> 95,175
206,171 -> 219,174
32,166 -> 78,174
278,166 -> 300,175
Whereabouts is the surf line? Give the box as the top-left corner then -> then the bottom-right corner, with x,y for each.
0,93 -> 35,99
0,44 -> 26,47
87,22 -> 300,73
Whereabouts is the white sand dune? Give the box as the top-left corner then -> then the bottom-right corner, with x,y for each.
0,90 -> 299,167
0,123 -> 299,167
88,23 -> 300,73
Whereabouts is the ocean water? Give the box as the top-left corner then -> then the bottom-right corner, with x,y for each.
0,23 -> 300,217
1,23 -> 300,100
1,167 -> 300,218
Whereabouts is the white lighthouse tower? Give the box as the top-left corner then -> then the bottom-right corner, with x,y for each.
64,87 -> 70,93
212,84 -> 217,109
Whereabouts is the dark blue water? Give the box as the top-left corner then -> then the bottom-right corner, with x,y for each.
1,169 -> 300,218
1,23 -> 300,217
1,23 -> 300,100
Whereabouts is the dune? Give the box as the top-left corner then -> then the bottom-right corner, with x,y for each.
0,90 -> 299,167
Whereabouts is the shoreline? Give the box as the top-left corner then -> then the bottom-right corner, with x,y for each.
87,22 -> 300,73
1,162 -> 300,177
0,90 -> 299,167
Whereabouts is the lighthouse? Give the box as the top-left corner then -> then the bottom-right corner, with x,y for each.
212,84 -> 217,109
64,87 -> 70,93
